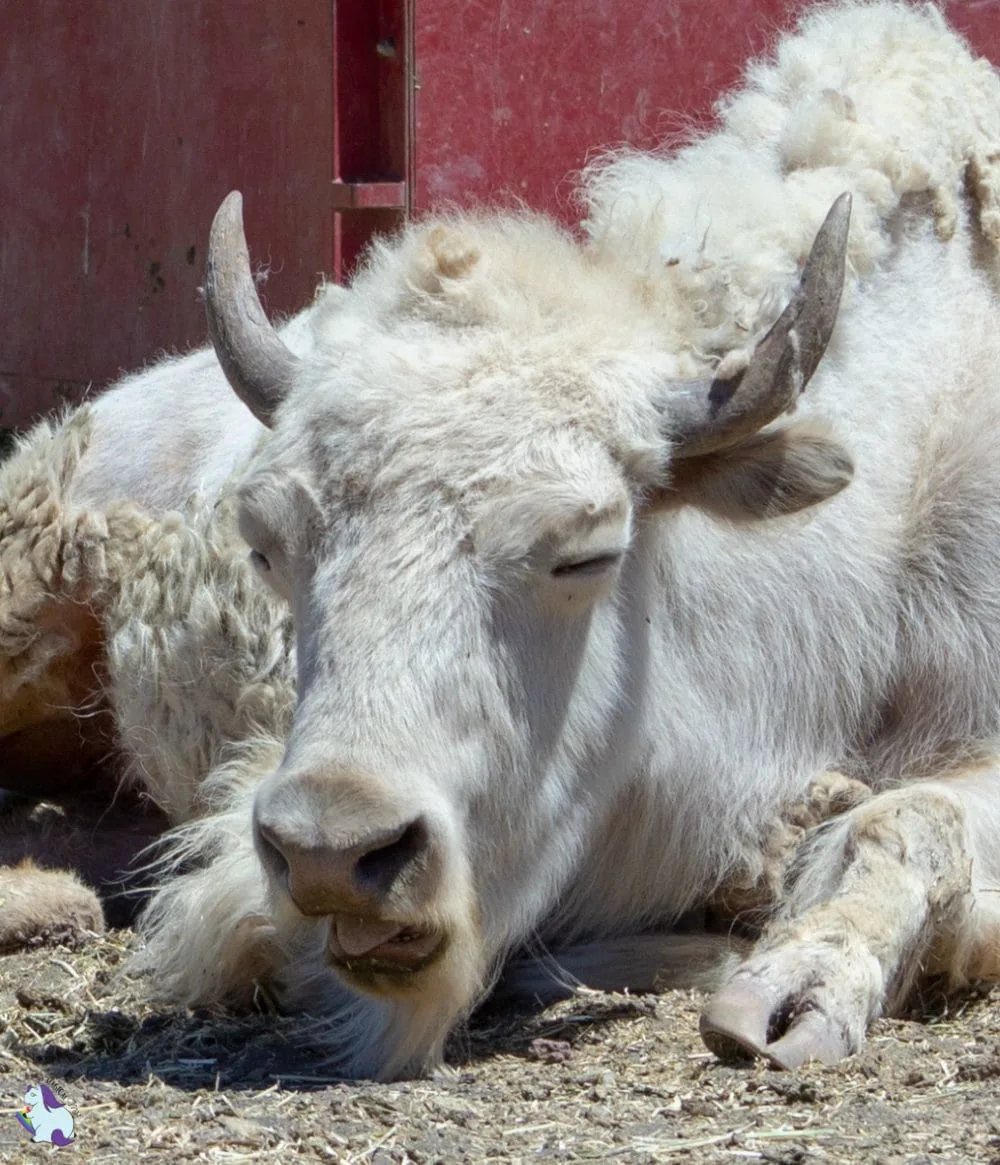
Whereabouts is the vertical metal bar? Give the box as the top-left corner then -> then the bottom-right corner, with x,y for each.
331,0 -> 343,281
403,0 -> 415,217
331,0 -> 409,283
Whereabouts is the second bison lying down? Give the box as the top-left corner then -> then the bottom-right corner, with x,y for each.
5,1 -> 1000,1078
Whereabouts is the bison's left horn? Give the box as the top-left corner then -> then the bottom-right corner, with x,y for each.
665,192 -> 851,459
204,191 -> 299,427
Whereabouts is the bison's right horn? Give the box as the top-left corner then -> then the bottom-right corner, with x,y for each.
664,192 -> 852,459
204,191 -> 299,427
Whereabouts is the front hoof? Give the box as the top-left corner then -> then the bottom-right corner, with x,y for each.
701,973 -> 854,1069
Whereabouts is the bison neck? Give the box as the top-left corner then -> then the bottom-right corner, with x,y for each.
548,222 -> 1000,942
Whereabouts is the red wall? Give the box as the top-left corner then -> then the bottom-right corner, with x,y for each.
0,1 -> 335,428
3,1 -> 999,430
413,0 -> 802,215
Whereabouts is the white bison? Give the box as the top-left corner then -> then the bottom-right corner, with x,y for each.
4,1 -> 1000,1079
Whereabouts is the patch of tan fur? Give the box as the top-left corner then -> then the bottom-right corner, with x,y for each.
0,598 -> 103,741
426,226 -> 481,282
937,928 -> 1000,986
710,770 -> 872,921
0,859 -> 103,954
967,150 -> 1000,253
0,412 -> 153,763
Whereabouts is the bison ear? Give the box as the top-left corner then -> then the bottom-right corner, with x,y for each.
649,423 -> 854,522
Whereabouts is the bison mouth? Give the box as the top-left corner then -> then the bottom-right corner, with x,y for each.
327,915 -> 445,978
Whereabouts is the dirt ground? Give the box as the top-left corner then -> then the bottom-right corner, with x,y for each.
0,934 -> 998,1163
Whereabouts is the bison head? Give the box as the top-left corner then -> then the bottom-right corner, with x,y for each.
203,191 -> 852,1076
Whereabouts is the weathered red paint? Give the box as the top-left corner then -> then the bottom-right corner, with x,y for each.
412,1 -> 1000,218
412,0 -> 803,216
4,1 -> 1000,430
1,1 -> 334,429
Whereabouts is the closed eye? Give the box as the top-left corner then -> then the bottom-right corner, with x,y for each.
249,549 -> 272,573
551,552 -> 622,578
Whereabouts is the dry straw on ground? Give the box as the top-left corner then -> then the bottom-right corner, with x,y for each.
0,931 -> 997,1162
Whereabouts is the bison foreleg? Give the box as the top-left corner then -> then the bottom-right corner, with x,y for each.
700,770 -> 1000,1068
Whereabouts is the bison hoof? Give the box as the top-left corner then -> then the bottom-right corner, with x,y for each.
700,973 -> 855,1070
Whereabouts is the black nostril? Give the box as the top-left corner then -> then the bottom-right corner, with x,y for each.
254,821 -> 291,885
355,817 -> 429,896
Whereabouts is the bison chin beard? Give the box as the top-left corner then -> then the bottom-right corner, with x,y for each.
268,864 -> 488,1080
275,913 -> 488,1079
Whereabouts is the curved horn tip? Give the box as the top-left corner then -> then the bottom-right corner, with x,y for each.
801,191 -> 851,288
204,189 -> 299,427
831,189 -> 852,218
823,191 -> 853,247
207,191 -> 249,278
212,190 -> 245,236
